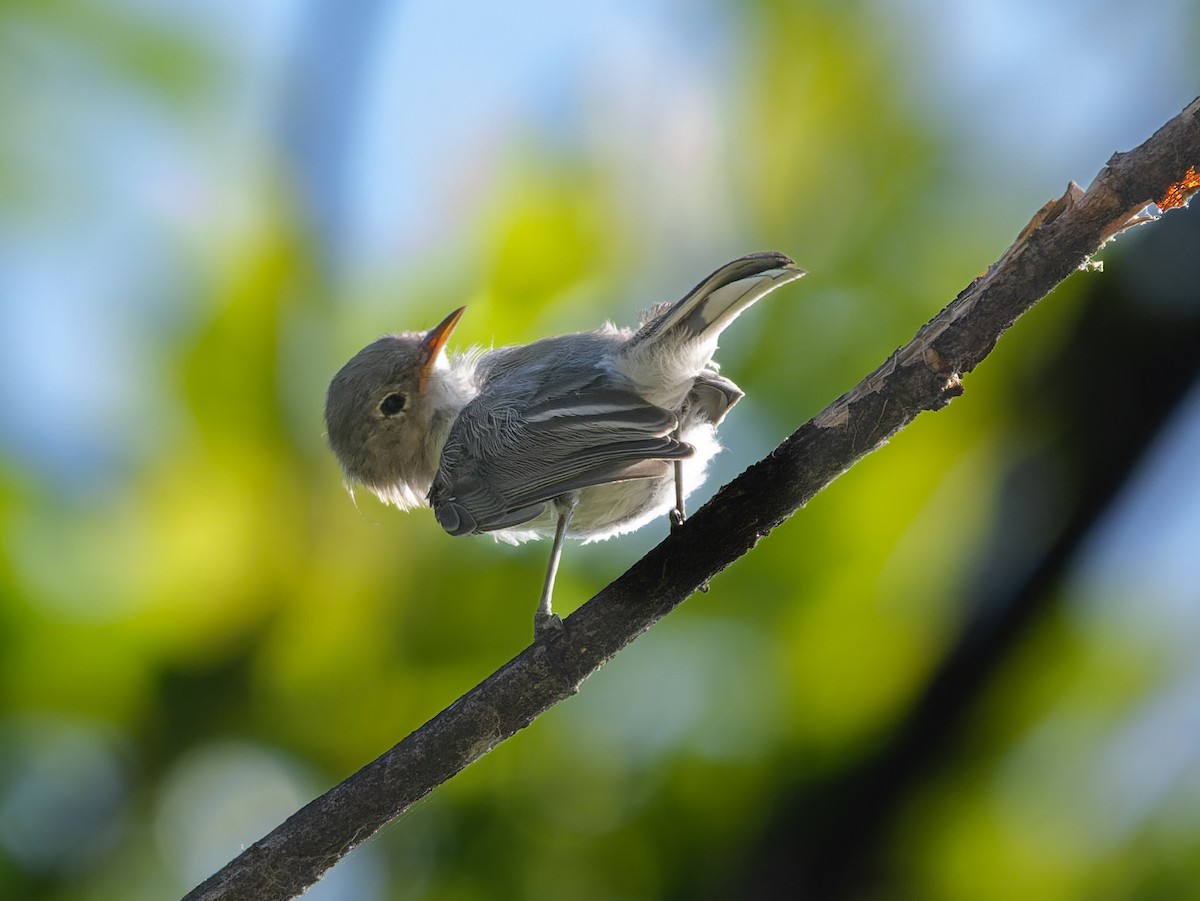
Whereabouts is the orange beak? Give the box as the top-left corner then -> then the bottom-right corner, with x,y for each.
418,306 -> 465,393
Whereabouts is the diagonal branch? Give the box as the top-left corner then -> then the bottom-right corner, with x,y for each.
183,96 -> 1200,901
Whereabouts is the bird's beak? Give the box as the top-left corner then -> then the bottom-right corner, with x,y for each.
418,306 -> 465,392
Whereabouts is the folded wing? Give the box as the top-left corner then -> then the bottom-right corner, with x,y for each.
429,379 -> 691,536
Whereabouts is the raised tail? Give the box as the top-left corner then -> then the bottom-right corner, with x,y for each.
627,251 -> 806,350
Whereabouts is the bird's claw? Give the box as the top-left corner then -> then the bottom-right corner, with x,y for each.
534,611 -> 564,639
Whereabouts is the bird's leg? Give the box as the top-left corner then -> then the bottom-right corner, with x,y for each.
670,436 -> 686,533
534,492 -> 579,638
672,459 -> 709,591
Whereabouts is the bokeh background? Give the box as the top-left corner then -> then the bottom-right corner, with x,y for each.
2,2 -> 1200,899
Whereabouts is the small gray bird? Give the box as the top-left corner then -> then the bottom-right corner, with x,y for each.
325,252 -> 806,636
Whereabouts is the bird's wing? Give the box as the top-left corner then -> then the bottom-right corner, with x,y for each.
429,379 -> 691,536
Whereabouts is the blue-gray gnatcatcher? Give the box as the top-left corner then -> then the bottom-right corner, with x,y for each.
325,252 -> 806,636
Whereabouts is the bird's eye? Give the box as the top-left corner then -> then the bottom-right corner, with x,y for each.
379,393 -> 407,416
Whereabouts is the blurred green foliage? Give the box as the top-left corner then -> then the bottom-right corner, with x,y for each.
1,2 -> 1199,900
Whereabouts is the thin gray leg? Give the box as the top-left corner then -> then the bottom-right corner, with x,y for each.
670,458 -> 686,532
534,492 -> 578,638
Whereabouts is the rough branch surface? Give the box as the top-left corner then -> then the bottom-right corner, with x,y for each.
183,96 -> 1200,901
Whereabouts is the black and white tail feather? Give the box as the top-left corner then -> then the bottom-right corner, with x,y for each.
616,252 -> 804,412
630,251 -> 802,348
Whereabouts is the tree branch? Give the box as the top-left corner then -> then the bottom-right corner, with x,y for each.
183,96 -> 1200,901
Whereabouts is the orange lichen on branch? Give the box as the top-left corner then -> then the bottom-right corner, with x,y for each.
1158,166 -> 1200,211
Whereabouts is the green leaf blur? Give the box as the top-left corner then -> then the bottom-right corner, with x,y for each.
1,3 -> 1199,900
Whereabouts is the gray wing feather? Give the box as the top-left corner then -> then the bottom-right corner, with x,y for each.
429,347 -> 692,535
686,370 -> 744,426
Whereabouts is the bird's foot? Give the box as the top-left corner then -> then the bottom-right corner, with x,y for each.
534,610 -> 564,640
669,508 -> 686,534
